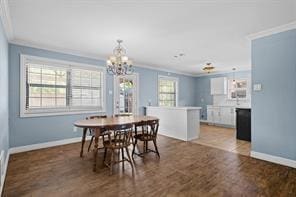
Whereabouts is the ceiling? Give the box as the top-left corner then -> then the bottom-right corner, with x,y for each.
5,0 -> 296,75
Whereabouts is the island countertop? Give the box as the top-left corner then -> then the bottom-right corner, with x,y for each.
145,106 -> 202,110
146,106 -> 201,141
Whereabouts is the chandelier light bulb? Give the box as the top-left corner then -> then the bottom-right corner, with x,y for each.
106,40 -> 134,75
122,56 -> 128,62
106,60 -> 112,65
109,56 -> 116,62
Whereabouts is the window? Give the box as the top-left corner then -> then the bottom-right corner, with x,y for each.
158,76 -> 178,107
20,55 -> 105,117
228,79 -> 248,100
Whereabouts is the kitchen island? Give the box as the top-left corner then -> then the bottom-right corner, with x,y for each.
145,106 -> 201,141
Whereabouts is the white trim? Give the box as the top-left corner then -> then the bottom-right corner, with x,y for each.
20,110 -> 105,118
20,54 -> 106,117
113,73 -> 139,115
251,151 -> 296,168
158,75 -> 179,107
247,21 -> 296,40
9,136 -> 92,154
0,0 -> 13,40
10,39 -> 198,77
135,63 -> 196,77
10,39 -> 253,77
200,119 -> 210,123
0,150 -> 10,196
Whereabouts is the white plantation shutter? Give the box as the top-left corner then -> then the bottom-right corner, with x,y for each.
21,55 -> 105,117
26,63 -> 68,109
158,77 -> 177,107
70,68 -> 102,109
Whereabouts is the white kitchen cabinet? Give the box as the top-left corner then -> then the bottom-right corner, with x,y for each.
207,106 -> 220,124
207,106 -> 235,127
213,107 -> 221,124
210,77 -> 227,95
207,107 -> 214,123
220,107 -> 235,126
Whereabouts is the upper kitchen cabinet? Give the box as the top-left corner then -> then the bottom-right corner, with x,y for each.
210,77 -> 227,95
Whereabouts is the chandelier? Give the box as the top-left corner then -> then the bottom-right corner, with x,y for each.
202,63 -> 215,73
106,39 -> 134,75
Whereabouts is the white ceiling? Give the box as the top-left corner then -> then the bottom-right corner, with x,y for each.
6,0 -> 296,75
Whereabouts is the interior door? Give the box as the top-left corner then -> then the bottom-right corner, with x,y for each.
114,74 -> 139,115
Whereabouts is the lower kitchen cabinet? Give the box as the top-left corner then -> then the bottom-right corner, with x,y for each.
207,106 -> 235,127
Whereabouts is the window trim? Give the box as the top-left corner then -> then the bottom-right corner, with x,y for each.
20,54 -> 106,118
227,78 -> 250,101
157,75 -> 179,107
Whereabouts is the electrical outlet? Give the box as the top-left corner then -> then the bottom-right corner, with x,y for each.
73,127 -> 78,132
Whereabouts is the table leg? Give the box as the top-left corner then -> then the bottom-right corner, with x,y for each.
93,128 -> 101,172
80,128 -> 87,157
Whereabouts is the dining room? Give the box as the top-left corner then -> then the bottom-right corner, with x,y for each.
1,1 -> 296,196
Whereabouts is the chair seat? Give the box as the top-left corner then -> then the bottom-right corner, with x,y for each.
134,133 -> 156,141
103,139 -> 130,149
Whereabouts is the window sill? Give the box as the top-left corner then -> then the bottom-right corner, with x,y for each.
20,109 -> 105,118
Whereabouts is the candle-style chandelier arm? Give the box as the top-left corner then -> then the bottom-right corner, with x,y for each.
106,39 -> 133,76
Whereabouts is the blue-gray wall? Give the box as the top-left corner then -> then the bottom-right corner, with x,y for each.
195,71 -> 251,120
0,20 -> 9,164
9,44 -> 196,147
251,29 -> 296,160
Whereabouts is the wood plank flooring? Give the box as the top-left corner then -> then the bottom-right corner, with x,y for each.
192,124 -> 251,156
3,135 -> 296,197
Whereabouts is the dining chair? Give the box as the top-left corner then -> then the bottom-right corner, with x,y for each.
80,115 -> 107,157
132,119 -> 160,157
87,115 -> 108,152
103,123 -> 134,175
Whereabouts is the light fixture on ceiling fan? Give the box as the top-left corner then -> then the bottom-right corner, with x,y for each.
106,39 -> 134,75
202,63 -> 215,73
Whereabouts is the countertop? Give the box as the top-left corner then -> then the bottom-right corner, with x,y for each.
207,105 -> 251,109
145,106 -> 202,110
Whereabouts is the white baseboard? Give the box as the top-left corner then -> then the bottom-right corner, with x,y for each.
9,136 -> 91,154
0,151 -> 10,196
251,151 -> 296,168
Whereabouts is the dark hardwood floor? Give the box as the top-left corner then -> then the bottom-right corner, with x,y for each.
3,135 -> 296,197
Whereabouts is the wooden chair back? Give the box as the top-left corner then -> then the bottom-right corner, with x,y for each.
146,119 -> 159,137
135,119 -> 159,138
106,123 -> 133,148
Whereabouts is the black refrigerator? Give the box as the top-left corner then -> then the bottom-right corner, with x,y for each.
236,108 -> 251,141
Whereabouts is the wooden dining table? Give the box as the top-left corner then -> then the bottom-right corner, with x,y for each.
74,115 -> 159,172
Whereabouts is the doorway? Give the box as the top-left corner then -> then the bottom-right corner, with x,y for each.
113,74 -> 139,115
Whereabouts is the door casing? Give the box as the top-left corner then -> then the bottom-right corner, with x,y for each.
113,73 -> 139,115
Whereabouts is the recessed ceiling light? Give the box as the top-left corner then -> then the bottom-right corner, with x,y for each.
173,53 -> 185,58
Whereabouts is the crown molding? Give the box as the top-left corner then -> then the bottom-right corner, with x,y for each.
0,0 -> 13,40
10,38 -> 107,61
134,63 -> 197,77
10,38 -> 198,77
10,39 -> 252,77
247,21 -> 296,41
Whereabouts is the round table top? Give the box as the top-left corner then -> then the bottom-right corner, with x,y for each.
74,115 -> 159,128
